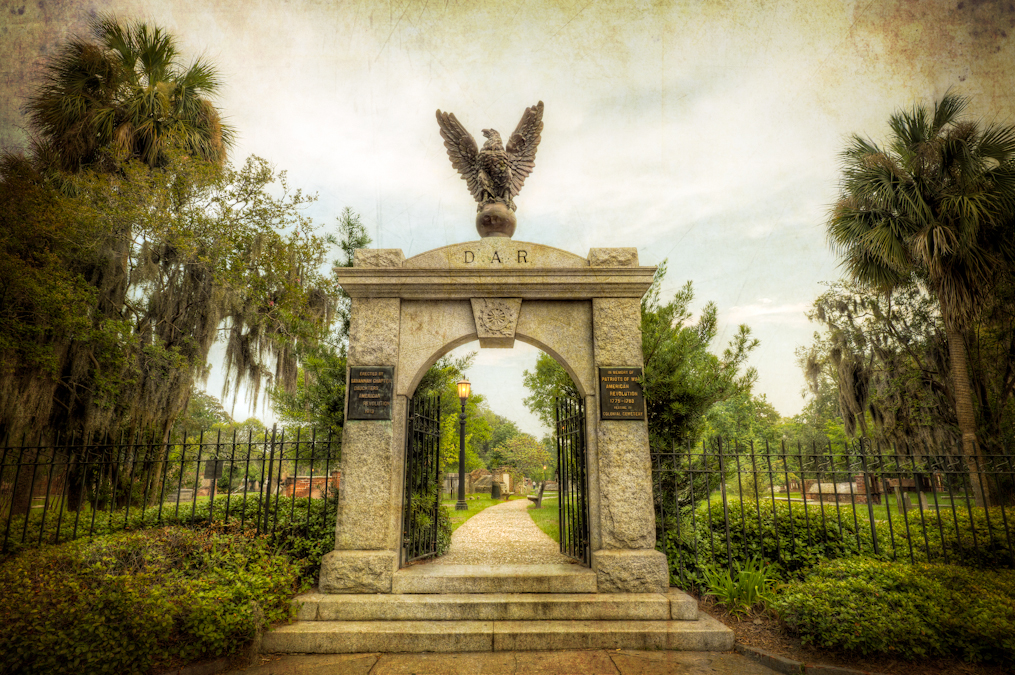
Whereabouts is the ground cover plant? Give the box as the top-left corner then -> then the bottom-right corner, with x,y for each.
0,527 -> 302,675
771,559 -> 1015,664
699,556 -> 777,618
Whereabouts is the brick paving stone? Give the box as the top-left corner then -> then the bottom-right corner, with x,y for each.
428,498 -> 571,565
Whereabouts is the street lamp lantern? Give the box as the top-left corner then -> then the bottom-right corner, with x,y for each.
455,379 -> 471,511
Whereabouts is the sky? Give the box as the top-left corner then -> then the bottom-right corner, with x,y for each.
3,0 -> 1014,437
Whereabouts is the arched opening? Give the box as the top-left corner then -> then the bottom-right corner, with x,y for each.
400,338 -> 589,567
403,333 -> 588,400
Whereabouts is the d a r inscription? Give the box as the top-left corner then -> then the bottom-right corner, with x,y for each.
598,367 -> 645,420
347,366 -> 394,420
462,249 -> 530,264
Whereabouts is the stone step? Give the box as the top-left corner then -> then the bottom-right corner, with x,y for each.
391,564 -> 597,594
294,589 -> 698,622
262,616 -> 734,653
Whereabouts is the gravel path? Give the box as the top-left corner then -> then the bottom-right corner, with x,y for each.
428,498 -> 570,565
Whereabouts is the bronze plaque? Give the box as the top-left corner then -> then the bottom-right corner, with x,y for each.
347,366 -> 394,420
599,367 -> 645,420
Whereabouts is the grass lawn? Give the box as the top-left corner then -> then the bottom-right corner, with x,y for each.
440,493 -> 515,532
712,491 -> 972,522
527,496 -> 559,543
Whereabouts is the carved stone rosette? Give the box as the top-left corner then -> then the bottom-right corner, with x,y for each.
470,298 -> 522,348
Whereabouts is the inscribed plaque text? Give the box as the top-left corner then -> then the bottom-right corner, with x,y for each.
348,366 -> 394,420
598,367 -> 645,420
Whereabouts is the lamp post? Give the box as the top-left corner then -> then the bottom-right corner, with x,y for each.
455,379 -> 471,511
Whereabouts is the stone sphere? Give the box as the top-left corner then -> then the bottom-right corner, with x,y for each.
476,203 -> 516,238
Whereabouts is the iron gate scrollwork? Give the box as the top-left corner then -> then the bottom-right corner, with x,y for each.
401,392 -> 442,565
555,395 -> 590,565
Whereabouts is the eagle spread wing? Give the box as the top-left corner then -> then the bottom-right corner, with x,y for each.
505,101 -> 544,198
436,110 -> 482,202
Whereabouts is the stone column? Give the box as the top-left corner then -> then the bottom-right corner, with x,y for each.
588,249 -> 669,594
320,251 -> 405,594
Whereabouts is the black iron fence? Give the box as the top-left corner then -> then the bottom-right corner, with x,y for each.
0,426 -> 339,555
652,438 -> 1015,586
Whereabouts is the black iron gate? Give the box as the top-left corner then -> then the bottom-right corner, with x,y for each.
555,395 -> 590,565
401,392 -> 442,566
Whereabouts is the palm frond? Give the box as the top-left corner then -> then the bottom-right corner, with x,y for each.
977,123 -> 1015,163
931,92 -> 968,135
825,91 -> 1015,328
26,15 -> 230,169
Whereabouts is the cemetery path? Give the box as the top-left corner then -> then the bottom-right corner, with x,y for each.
428,497 -> 571,565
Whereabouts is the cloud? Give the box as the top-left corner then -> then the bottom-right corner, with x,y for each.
726,300 -> 811,326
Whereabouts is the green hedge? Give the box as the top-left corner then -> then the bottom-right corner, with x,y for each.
882,505 -> 1014,569
662,497 -> 1013,584
4,493 -> 338,584
772,559 -> 1015,663
0,527 -> 302,675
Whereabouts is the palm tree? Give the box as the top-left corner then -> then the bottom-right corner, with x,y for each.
26,15 -> 233,171
827,93 -> 1015,507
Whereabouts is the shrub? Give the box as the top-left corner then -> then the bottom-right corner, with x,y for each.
663,497 -> 1013,585
884,506 -> 1013,569
0,527 -> 301,675
771,559 -> 1015,663
664,497 -> 888,584
4,492 -> 338,585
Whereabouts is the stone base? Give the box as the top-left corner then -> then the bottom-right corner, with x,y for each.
591,549 -> 669,594
319,550 -> 397,594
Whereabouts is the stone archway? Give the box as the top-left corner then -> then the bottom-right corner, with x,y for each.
319,239 -> 669,595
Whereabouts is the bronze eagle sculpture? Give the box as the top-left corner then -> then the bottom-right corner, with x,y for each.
436,101 -> 544,237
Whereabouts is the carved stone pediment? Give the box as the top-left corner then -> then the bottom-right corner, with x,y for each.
470,298 -> 522,348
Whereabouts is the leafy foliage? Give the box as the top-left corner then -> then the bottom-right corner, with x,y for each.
662,496 -> 1013,587
424,354 -> 490,471
782,339 -> 850,447
522,352 -> 579,431
828,93 -> 1015,321
772,559 -> 1015,663
494,433 -> 553,477
407,480 -> 453,558
805,281 -> 958,448
4,16 -> 337,461
0,527 -> 300,675
699,393 -> 781,446
826,92 -> 1015,505
521,262 -> 760,455
5,492 -> 341,582
699,557 -> 777,617
665,496 -> 884,584
25,15 -> 233,171
641,264 -> 759,448
0,151 -> 331,445
271,208 -> 372,432
177,391 -> 233,431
